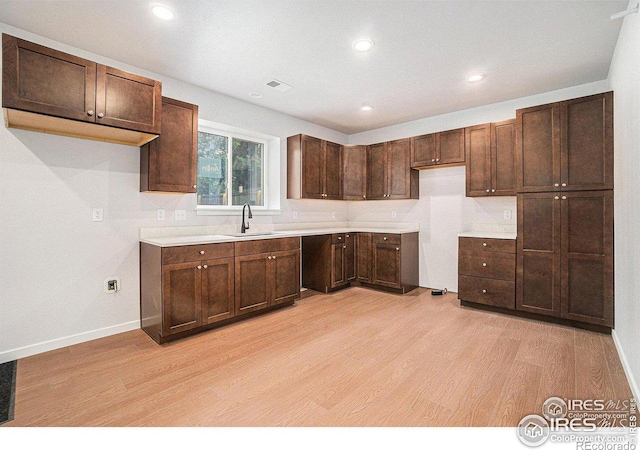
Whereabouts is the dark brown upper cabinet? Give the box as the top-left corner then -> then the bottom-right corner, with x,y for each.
411,128 -> 465,168
516,92 -> 613,193
287,134 -> 343,200
2,34 -> 161,146
367,139 -> 419,200
343,145 -> 367,200
465,119 -> 516,197
517,191 -> 613,327
141,97 -> 198,193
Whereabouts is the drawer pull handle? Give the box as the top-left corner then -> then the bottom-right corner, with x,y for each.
338,236 -> 342,240
431,159 -> 435,162
268,256 -> 272,260
482,289 -> 487,294
273,255 -> 276,259
197,265 -> 202,270
203,265 -> 208,269
562,196 -> 567,200
346,234 -> 349,238
383,237 -> 387,241
491,189 -> 495,193
483,243 -> 487,247
97,112 -> 104,118
396,247 -> 400,251
561,183 -> 567,187
87,110 -> 94,116
486,189 -> 490,193
482,263 -> 487,267
343,245 -> 347,249
193,185 -> 197,189
554,196 -> 560,200
200,250 -> 205,255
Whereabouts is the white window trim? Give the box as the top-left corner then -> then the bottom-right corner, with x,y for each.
196,119 -> 281,216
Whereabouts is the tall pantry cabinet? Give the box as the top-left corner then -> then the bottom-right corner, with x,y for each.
515,92 -> 614,328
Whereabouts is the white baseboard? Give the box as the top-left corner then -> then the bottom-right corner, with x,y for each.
612,329 -> 640,401
0,320 -> 140,364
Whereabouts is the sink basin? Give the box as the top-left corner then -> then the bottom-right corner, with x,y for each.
222,232 -> 279,237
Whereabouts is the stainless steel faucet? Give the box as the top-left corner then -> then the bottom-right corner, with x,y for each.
241,203 -> 252,233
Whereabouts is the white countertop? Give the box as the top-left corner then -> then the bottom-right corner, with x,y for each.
458,231 -> 517,240
141,226 -> 420,247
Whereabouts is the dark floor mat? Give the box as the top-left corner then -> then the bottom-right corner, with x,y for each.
0,360 -> 17,425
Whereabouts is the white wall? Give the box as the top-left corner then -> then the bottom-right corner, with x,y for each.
607,2 -> 640,400
347,80 -> 609,292
0,23 -> 349,363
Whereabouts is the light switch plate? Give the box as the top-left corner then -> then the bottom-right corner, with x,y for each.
92,208 -> 104,222
175,210 -> 187,221
157,209 -> 166,221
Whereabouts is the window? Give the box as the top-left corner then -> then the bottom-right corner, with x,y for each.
197,129 -> 265,207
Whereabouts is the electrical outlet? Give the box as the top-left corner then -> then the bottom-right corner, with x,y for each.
104,277 -> 120,294
331,211 -> 336,219
293,210 -> 298,220
157,209 -> 166,221
504,210 -> 512,220
175,210 -> 187,221
92,208 -> 103,222
391,210 -> 397,219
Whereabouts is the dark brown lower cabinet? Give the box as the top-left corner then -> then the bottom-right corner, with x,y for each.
372,242 -> 401,288
356,233 -> 372,282
302,233 -> 354,292
363,233 -> 419,293
202,257 -> 235,324
517,191 -> 613,327
161,261 -> 202,335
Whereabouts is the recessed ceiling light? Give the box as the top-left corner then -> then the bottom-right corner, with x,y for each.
361,105 -> 374,111
152,4 -> 175,20
249,92 -> 264,99
353,39 -> 375,52
467,73 -> 486,82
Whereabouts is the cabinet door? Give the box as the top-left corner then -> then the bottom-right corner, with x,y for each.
492,119 -> 516,196
516,103 -> 561,193
143,97 -> 198,193
437,128 -> 465,164
235,253 -> 271,315
373,244 -> 402,288
331,243 -> 346,287
465,124 -> 492,197
516,193 -> 561,317
356,233 -> 373,282
161,262 -> 202,336
201,257 -> 235,325
95,64 -> 162,134
367,143 -> 388,200
2,34 -> 97,122
343,145 -> 367,200
301,135 -> 324,199
387,138 -> 412,199
560,92 -> 613,191
560,191 -> 613,327
271,249 -> 301,304
411,133 -> 437,167
324,141 -> 343,200
345,233 -> 357,281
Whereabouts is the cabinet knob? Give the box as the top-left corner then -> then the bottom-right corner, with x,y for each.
486,189 -> 490,193
346,234 -> 350,238
561,183 -> 567,187
268,256 -> 272,260
431,159 -> 435,162
482,289 -> 487,294
203,265 -> 208,269
273,255 -> 276,259
383,237 -> 387,241
491,189 -> 495,193
193,185 -> 197,189
562,196 -> 567,200
363,195 -> 366,199
97,112 -> 104,118
436,158 -> 440,162
396,247 -> 400,251
554,196 -> 560,200
482,262 -> 487,267
483,243 -> 487,247
197,265 -> 202,270
87,110 -> 94,116
338,236 -> 342,240
200,250 -> 205,255
343,245 -> 347,249
555,183 -> 560,187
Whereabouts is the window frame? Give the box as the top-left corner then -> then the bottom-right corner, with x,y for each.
195,120 -> 281,216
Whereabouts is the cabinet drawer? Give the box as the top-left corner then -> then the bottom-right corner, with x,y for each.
235,237 -> 300,256
458,252 -> 515,281
331,233 -> 346,244
162,243 -> 234,265
372,233 -> 401,245
458,275 -> 515,309
459,237 -> 515,254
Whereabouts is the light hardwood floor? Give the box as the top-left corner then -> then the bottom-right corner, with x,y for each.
3,287 -> 634,427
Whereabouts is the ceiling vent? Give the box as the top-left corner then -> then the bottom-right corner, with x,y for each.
266,79 -> 293,92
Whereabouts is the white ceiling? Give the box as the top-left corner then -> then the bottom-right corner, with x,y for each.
0,0 -> 627,134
